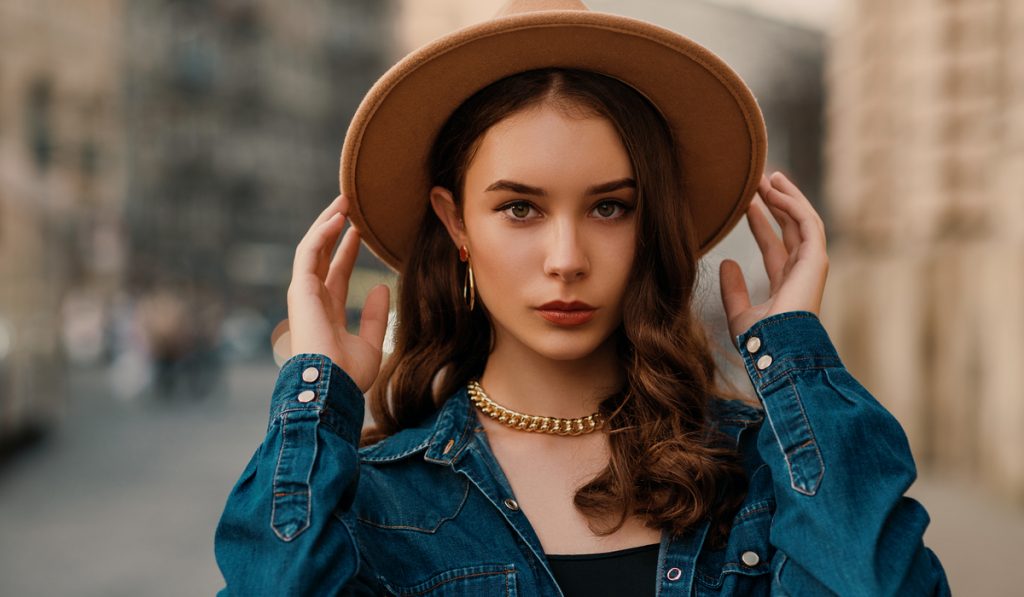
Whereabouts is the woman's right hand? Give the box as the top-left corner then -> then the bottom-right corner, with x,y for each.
287,194 -> 390,392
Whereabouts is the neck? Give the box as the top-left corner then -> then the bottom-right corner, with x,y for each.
477,333 -> 625,420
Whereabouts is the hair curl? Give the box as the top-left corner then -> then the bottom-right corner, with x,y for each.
361,68 -> 751,549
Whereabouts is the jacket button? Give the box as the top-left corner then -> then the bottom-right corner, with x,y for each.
745,336 -> 761,353
665,567 -> 682,581
756,354 -> 773,370
442,439 -> 455,455
297,390 -> 316,403
503,498 -> 520,511
741,550 -> 760,566
301,367 -> 320,383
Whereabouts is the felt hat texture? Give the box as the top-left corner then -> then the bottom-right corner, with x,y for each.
341,0 -> 768,272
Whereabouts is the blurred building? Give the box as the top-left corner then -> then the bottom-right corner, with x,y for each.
0,0 -> 124,444
122,0 -> 397,344
823,0 -> 1024,502
0,0 -> 398,441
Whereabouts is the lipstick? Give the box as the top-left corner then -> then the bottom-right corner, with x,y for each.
536,301 -> 596,327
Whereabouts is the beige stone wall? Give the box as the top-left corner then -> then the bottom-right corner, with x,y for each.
825,0 -> 1024,501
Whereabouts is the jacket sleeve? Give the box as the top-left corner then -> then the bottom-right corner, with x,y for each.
213,353 -> 383,595
734,311 -> 952,597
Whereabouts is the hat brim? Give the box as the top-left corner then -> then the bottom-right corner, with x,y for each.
341,10 -> 767,272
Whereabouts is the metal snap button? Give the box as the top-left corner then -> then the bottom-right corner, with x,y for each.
442,439 -> 455,455
745,336 -> 761,353
756,354 -> 773,370
301,367 -> 320,383
741,550 -> 760,567
297,390 -> 316,403
665,567 -> 682,581
503,498 -> 520,511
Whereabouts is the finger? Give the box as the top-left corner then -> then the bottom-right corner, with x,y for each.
294,211 -> 346,276
299,195 -> 348,250
719,259 -> 751,322
358,284 -> 391,353
770,171 -> 809,202
324,224 -> 362,322
746,195 -> 787,290
770,172 -> 826,235
763,181 -> 826,254
761,186 -> 802,255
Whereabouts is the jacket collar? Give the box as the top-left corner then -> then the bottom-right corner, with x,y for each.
357,385 -> 764,464
358,386 -> 479,465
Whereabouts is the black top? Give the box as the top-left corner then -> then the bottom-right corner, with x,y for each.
546,542 -> 660,596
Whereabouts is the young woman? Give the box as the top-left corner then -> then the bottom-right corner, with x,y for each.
215,3 -> 951,596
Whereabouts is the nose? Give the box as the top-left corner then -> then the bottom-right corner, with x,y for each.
543,219 -> 589,282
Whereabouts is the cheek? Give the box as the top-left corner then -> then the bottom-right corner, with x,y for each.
469,225 -> 539,303
595,229 -> 637,282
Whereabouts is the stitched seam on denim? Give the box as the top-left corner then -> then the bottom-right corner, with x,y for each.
717,416 -> 764,425
755,360 -> 844,388
388,567 -> 515,596
270,412 -> 313,541
269,410 -> 289,539
696,563 -> 770,587
784,375 -> 824,495
359,437 -> 432,463
695,566 -> 769,588
355,476 -> 470,533
755,386 -> 788,493
736,501 -> 772,521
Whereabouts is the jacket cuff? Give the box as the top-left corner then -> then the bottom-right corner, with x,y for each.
268,353 -> 365,446
734,311 -> 843,390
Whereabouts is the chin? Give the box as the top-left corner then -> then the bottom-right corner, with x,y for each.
525,332 -> 613,362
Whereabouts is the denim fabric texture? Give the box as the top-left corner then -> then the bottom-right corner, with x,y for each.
214,310 -> 952,596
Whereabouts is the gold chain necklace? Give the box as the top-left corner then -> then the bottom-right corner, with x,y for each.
467,380 -> 604,436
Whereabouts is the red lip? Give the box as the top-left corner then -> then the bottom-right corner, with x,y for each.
538,301 -> 595,311
536,301 -> 597,326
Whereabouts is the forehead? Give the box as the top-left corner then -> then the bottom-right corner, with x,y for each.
465,104 -> 633,190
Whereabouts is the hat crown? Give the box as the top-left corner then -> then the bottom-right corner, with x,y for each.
496,0 -> 589,17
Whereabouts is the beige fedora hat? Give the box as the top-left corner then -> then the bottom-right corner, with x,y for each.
341,0 -> 767,272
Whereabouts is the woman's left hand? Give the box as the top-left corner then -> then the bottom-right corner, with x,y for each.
719,171 -> 829,340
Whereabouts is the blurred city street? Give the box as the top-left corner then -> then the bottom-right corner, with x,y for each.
0,360 -> 1021,596
0,362 -> 277,597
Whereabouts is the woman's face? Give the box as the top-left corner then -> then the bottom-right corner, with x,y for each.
431,103 -> 638,363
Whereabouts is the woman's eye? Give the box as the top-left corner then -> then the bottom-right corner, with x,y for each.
593,201 -> 628,219
501,201 -> 536,220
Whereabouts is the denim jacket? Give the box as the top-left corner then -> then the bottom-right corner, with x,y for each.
214,310 -> 952,596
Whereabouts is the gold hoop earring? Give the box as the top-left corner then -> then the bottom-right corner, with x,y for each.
459,245 -> 475,311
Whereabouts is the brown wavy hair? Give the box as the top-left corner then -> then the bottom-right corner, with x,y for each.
361,67 -> 751,549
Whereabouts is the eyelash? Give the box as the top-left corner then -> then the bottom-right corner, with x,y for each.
496,199 -> 633,222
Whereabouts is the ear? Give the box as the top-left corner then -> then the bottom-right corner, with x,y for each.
429,185 -> 468,248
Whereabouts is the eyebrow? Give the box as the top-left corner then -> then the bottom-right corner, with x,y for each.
484,177 -> 636,196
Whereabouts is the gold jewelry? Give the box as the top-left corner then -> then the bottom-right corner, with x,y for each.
467,380 -> 604,436
459,245 -> 475,311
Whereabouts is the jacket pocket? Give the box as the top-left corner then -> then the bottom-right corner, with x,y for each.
380,563 -> 517,596
694,499 -> 774,596
355,465 -> 471,533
